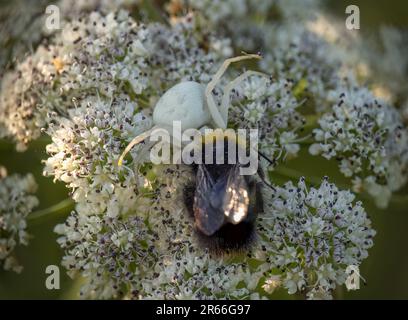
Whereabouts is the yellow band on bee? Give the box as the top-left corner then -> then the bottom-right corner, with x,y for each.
200,129 -> 247,149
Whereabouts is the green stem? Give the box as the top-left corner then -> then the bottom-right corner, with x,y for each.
297,139 -> 314,146
138,97 -> 151,108
28,198 -> 74,223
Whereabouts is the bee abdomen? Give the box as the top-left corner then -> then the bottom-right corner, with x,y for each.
195,220 -> 256,254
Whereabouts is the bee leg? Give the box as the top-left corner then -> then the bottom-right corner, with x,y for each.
183,182 -> 196,218
254,181 -> 264,216
257,166 -> 276,192
246,180 -> 264,221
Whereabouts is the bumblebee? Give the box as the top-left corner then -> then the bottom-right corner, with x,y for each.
184,132 -> 271,253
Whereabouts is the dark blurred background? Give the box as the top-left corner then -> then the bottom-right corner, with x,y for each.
0,0 -> 407,299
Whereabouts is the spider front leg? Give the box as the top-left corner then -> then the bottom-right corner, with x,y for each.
205,53 -> 262,129
119,125 -> 189,166
205,90 -> 227,129
220,70 -> 269,124
118,126 -> 160,166
118,124 -> 177,166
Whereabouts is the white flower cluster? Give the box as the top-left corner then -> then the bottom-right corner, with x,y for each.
310,84 -> 408,208
260,25 -> 342,113
228,75 -> 305,161
55,212 -> 156,299
43,95 -> 151,217
0,8 -> 222,150
0,45 -> 57,150
0,10 -> 148,150
185,0 -> 320,50
0,0 -> 49,73
46,102 -> 189,298
0,0 -> 143,74
258,177 -> 375,299
56,0 -> 141,19
0,167 -> 39,273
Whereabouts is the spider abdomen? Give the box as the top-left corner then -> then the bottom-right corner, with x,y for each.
153,81 -> 209,131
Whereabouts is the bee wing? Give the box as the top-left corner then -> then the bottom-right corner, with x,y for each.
193,164 -> 225,236
222,164 -> 250,225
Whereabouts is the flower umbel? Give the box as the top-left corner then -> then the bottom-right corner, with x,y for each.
258,177 -> 375,299
0,167 -> 39,273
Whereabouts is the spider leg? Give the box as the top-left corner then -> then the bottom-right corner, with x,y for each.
119,124 -> 195,166
220,70 -> 269,124
118,125 -> 160,166
205,53 -> 261,129
205,92 -> 227,129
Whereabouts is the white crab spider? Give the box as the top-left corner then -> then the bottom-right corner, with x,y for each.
118,53 -> 265,166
